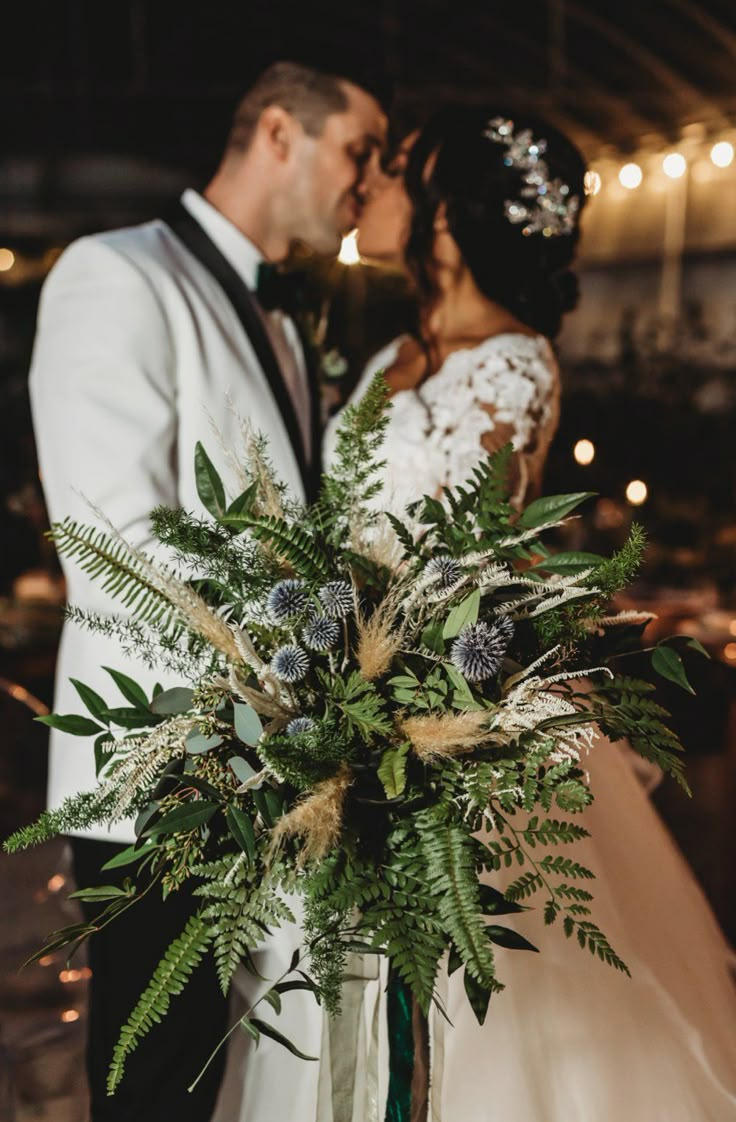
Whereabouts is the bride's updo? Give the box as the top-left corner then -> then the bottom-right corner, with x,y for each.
404,106 -> 588,340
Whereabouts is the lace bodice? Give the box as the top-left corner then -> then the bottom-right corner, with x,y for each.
323,332 -> 560,515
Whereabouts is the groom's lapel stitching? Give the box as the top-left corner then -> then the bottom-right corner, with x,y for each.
164,201 -> 311,497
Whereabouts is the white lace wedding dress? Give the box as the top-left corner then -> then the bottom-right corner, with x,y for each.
215,333 -> 736,1122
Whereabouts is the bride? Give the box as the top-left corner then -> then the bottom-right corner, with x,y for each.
217,108 -> 736,1121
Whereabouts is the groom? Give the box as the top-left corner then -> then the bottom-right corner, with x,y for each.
29,60 -> 387,1121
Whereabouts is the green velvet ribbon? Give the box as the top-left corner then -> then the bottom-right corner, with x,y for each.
385,969 -> 414,1122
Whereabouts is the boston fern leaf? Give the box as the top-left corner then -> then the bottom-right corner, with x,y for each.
193,858 -> 294,993
419,815 -> 498,988
232,514 -> 331,581
107,913 -> 212,1093
50,518 -> 179,632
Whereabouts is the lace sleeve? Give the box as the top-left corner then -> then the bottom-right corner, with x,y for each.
426,335 -> 560,507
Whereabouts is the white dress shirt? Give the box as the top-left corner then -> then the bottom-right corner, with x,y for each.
180,188 -> 312,462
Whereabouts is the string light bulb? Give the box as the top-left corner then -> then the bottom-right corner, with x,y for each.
625,480 -> 648,505
0,249 -> 15,272
711,141 -> 734,169
619,163 -> 643,189
338,229 -> 361,265
573,439 -> 595,465
663,152 -> 687,179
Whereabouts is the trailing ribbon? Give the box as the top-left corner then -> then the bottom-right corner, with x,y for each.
385,970 -> 414,1122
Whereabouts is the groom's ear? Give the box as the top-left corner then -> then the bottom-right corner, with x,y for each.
258,105 -> 299,163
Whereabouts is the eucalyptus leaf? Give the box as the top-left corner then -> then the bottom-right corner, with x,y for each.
150,687 -> 195,715
228,756 -> 257,785
234,702 -> 263,746
185,727 -> 224,754
682,636 -> 711,660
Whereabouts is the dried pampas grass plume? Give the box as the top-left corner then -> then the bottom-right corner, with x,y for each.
355,601 -> 403,681
268,764 -> 352,865
402,711 -> 491,762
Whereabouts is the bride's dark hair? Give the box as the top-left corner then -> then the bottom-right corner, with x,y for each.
404,106 -> 587,340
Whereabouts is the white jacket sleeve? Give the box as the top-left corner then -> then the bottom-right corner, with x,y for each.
30,236 -> 177,605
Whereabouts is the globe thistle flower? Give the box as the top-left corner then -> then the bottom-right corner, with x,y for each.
267,579 -> 307,622
450,616 -> 514,682
426,555 -> 463,589
286,716 -> 316,737
303,614 -> 340,651
270,645 -> 309,683
318,580 -> 353,620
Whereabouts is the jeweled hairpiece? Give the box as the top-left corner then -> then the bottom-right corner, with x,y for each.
483,117 -> 580,238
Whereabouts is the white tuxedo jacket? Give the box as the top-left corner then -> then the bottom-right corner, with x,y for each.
30,201 -> 309,842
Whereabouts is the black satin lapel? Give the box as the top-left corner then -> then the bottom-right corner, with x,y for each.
164,201 -> 310,496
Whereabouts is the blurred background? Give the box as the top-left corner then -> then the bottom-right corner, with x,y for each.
2,3 -> 736,1117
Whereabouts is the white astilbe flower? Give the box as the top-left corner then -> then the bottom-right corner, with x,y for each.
490,676 -> 599,763
99,715 -> 197,820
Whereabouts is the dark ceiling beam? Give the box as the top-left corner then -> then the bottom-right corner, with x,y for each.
473,11 -> 662,149
666,0 -> 736,65
565,1 -> 729,130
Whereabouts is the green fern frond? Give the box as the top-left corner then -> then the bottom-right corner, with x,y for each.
419,815 -> 497,988
233,514 -> 331,580
50,518 -> 179,632
107,913 -> 212,1094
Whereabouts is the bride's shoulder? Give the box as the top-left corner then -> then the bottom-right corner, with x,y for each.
437,332 -> 558,395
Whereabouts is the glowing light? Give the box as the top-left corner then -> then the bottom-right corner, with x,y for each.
583,170 -> 601,196
0,249 -> 15,272
663,152 -> 687,179
724,643 -> 736,661
573,439 -> 595,466
729,619 -> 736,636
338,229 -> 361,265
711,141 -> 734,169
59,969 -> 85,984
625,480 -> 648,505
60,1009 -> 80,1023
47,874 -> 66,892
619,163 -> 643,189
38,955 -> 55,967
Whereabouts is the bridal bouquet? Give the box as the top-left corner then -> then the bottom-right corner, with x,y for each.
6,376 -> 699,1092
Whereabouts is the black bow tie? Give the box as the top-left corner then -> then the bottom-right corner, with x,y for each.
255,263 -> 307,316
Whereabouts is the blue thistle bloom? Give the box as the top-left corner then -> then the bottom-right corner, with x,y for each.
318,580 -> 353,620
267,579 -> 307,622
270,645 -> 309,683
450,616 -> 514,682
286,716 -> 316,737
426,555 -> 463,589
303,614 -> 340,651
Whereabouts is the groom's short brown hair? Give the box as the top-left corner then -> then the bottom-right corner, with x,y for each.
226,62 -> 350,153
